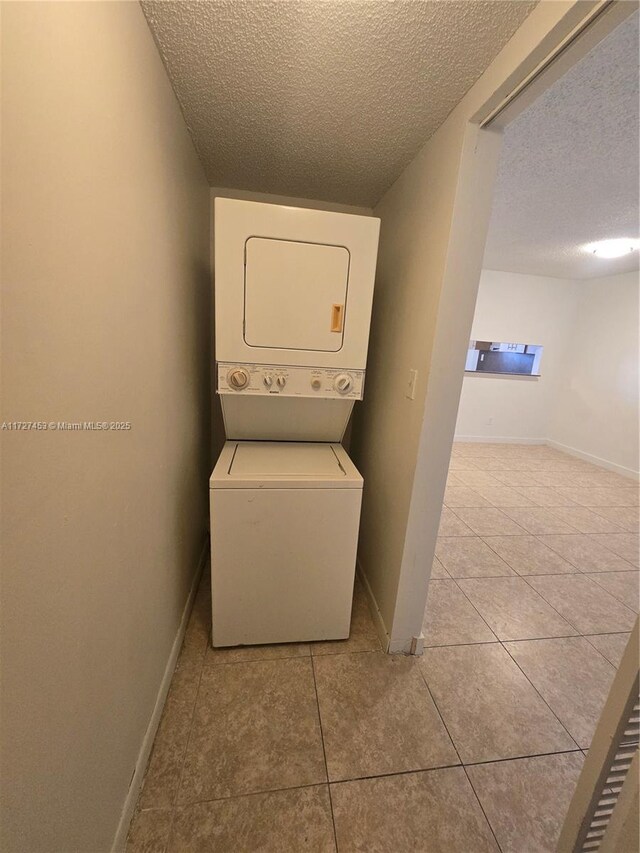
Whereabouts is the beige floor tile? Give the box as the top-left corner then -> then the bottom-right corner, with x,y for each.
482,535 -> 576,576
539,534 -> 635,572
532,471 -> 580,488
438,507 -> 475,536
430,556 -> 450,578
467,752 -> 584,853
526,574 -> 637,634
314,651 -> 457,781
513,487 -> 578,507
590,533 -> 640,566
169,786 -> 336,852
569,471 -> 634,488
421,644 -> 576,764
454,471 -> 505,489
138,605 -> 207,809
547,506 -> 626,534
448,457 -> 480,471
331,768 -> 499,853
587,571 -> 639,612
422,580 -> 497,646
500,507 -> 577,535
471,457 -> 517,471
178,657 -> 326,803
126,808 -> 172,853
504,637 -> 615,748
454,442 -> 495,455
584,632 -> 632,667
556,487 -> 639,507
443,486 -> 490,507
435,536 -> 515,578
452,507 -> 527,537
312,578 -> 381,655
473,485 -> 534,507
492,472 -> 547,488
592,506 -> 639,533
457,577 -> 577,641
446,472 -> 465,486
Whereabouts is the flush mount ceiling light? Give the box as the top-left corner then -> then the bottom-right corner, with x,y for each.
585,238 -> 640,259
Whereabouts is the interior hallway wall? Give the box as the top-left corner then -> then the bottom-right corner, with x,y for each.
455,269 -> 578,442
549,270 -> 639,476
1,4 -> 210,851
349,0 -> 602,651
208,188 -> 373,460
454,269 -> 639,478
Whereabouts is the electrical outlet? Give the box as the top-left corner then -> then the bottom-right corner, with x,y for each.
406,369 -> 418,400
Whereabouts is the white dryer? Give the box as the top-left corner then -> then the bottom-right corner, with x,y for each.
210,441 -> 363,646
211,199 -> 380,647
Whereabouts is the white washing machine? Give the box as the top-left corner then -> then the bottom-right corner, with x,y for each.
210,441 -> 363,647
211,199 -> 379,647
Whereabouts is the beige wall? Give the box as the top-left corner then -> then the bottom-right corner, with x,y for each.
0,3 -> 210,851
350,0 -> 613,650
209,188 -> 372,457
456,270 -> 579,442
550,271 -> 640,477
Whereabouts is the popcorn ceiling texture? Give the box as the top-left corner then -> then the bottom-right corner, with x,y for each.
484,10 -> 639,280
142,0 -> 536,207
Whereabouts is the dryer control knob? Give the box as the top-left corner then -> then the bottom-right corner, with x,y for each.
227,368 -> 249,390
334,373 -> 353,394
276,375 -> 286,389
263,374 -> 273,388
311,378 -> 322,390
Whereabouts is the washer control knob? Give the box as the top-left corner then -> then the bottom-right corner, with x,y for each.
334,373 -> 353,394
227,367 -> 249,390
311,378 -> 322,390
276,375 -> 286,389
263,374 -> 273,388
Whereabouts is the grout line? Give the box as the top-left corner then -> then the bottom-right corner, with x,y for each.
433,574 -> 606,745
424,632 -> 588,649
310,655 -> 339,853
518,571 -> 637,630
158,749 -> 590,814
445,577 -> 500,641
462,746 -> 586,768
415,661 -> 466,776
169,779 -> 335,809
412,667 -> 507,850
462,764 -> 504,853
498,639 -> 582,750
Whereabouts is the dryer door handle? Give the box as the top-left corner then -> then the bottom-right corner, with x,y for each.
331,303 -> 344,333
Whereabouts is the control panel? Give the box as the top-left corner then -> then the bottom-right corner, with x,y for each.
217,362 -> 365,400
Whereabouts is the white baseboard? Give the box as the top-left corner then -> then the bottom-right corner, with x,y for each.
111,539 -> 209,852
356,559 -> 390,653
388,632 -> 425,655
546,440 -> 639,482
454,435 -> 545,444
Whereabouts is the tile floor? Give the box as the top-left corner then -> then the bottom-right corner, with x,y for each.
128,443 -> 638,853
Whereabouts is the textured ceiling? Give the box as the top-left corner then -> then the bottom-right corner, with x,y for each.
142,0 -> 536,206
484,10 -> 640,280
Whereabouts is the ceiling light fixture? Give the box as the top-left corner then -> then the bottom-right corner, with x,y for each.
585,238 -> 640,259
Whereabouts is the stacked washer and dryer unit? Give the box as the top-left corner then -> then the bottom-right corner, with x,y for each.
210,198 -> 380,647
